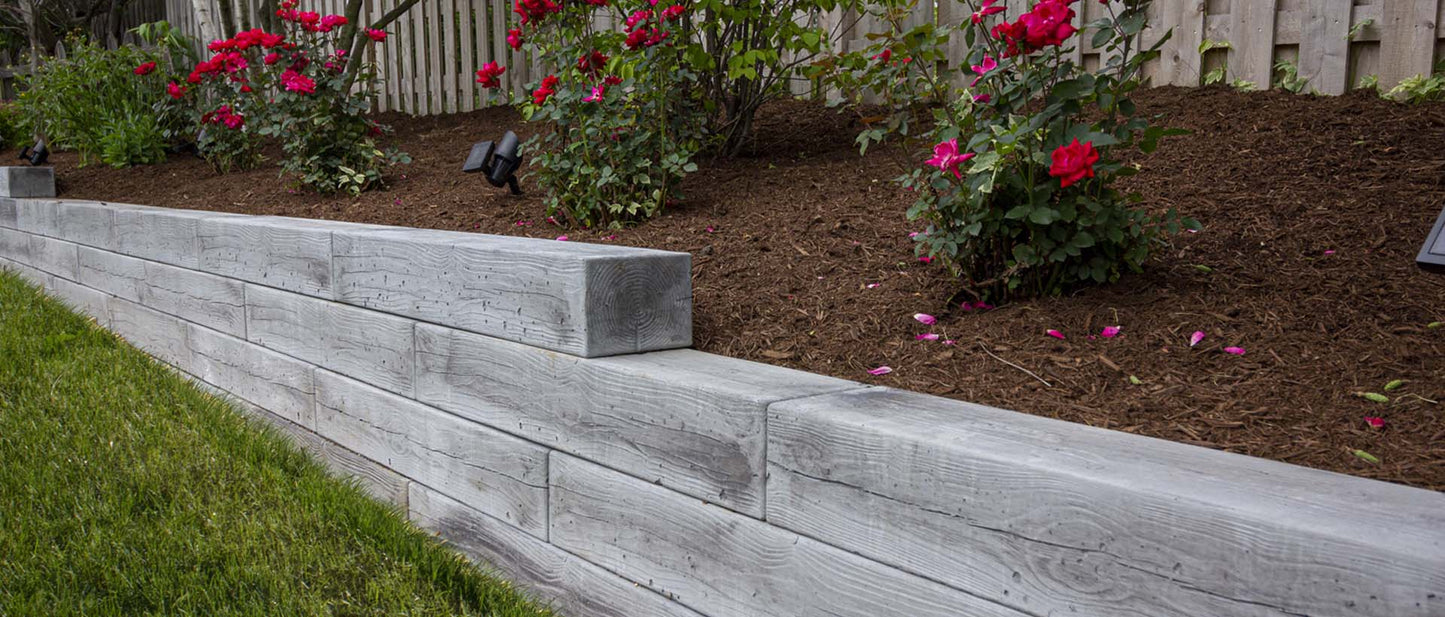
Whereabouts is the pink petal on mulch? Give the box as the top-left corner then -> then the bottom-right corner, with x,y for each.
918,256 -> 933,264
515,220 -> 532,226
868,366 -> 893,376
915,333 -> 940,341
914,313 -> 937,326
1364,416 -> 1386,428
1189,331 -> 1206,347
1323,250 -> 1336,255
705,226 -> 716,233
866,283 -> 881,289
602,234 -> 617,240
1046,329 -> 1065,340
556,235 -> 569,241
1223,346 -> 1246,355
908,232 -> 921,238
942,339 -> 956,345
1101,326 -> 1121,338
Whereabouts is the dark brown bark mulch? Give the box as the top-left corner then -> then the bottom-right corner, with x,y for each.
48,85 -> 1445,490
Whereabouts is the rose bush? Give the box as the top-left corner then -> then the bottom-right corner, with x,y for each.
162,1 -> 408,193
829,0 -> 1196,300
501,0 -> 703,227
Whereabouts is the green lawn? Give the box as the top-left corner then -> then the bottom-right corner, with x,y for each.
0,271 -> 553,617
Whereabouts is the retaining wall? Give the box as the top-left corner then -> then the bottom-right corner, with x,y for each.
2,168 -> 1442,617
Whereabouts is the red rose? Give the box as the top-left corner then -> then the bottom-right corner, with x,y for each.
1049,139 -> 1099,188
133,61 -> 157,75
476,61 -> 506,88
280,69 -> 316,94
366,28 -> 387,42
506,28 -> 523,50
166,81 -> 186,99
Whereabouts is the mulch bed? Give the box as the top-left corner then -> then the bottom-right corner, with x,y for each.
45,85 -> 1445,490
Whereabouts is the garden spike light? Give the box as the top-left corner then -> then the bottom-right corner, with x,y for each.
462,131 -> 523,195
18,142 -> 48,166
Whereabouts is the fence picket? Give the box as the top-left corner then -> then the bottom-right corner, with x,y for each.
1228,0 -> 1277,88
1379,0 -> 1440,88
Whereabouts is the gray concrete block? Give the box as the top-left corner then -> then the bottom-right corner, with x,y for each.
112,207 -> 218,268
142,259 -> 246,338
77,246 -> 146,302
767,387 -> 1445,617
186,324 -> 315,429
0,198 -> 15,229
246,285 -> 414,395
410,483 -> 703,617
415,323 -> 855,518
45,200 -> 117,249
208,384 -> 410,509
46,277 -> 110,326
0,167 -> 55,198
198,216 -> 337,299
26,235 -> 78,280
332,228 -> 691,357
548,453 -> 1028,617
108,297 -> 190,369
0,227 -> 29,263
0,256 -> 51,288
315,371 -> 549,537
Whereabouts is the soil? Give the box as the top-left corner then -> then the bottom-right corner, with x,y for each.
45,86 -> 1445,490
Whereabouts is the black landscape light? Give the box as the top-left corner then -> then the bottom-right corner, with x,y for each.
462,130 -> 523,195
1418,205 -> 1445,274
18,142 -> 48,166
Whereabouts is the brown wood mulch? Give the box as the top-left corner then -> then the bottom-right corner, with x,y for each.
48,85 -> 1445,490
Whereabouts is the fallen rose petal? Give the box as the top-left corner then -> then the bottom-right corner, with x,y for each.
1223,346 -> 1246,355
918,256 -> 933,264
1323,249 -> 1335,255
1046,329 -> 1065,340
1189,331 -> 1206,347
1101,326 -> 1121,338
705,226 -> 715,233
942,339 -> 956,345
866,283 -> 881,289
556,235 -> 569,241
973,301 -> 994,310
914,313 -> 937,326
908,231 -> 920,238
1364,416 -> 1386,428
868,366 -> 893,376
915,333 -> 940,341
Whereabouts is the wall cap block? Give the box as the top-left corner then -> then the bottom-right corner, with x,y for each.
0,167 -> 55,198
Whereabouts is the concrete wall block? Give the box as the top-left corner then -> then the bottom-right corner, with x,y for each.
108,297 -> 190,369
111,207 -> 218,269
410,484 -> 704,617
77,246 -> 146,302
142,260 -> 246,338
415,323 -> 855,518
0,166 -> 55,198
186,324 -> 315,429
198,216 -> 335,299
26,235 -> 79,280
0,198 -> 15,229
15,199 -> 115,249
332,228 -> 691,357
0,226 -> 29,263
767,387 -> 1445,617
314,371 -> 549,537
47,277 -> 111,326
246,285 -> 415,396
548,453 -> 1028,617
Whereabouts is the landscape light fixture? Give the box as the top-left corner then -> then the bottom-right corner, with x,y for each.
1418,205 -> 1445,274
462,130 -> 523,195
18,142 -> 48,166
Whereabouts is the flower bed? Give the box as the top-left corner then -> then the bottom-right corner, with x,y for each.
45,85 -> 1445,490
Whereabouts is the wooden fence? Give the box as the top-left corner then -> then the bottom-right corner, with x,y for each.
131,0 -> 1445,115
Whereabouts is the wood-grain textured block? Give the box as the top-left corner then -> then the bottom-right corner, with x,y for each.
0,227 -> 28,263
14,199 -> 116,249
0,198 -> 15,229
410,484 -> 704,617
79,247 -> 246,337
548,453 -> 1029,617
187,324 -> 315,429
415,323 -> 856,518
246,285 -> 415,395
26,235 -> 79,280
112,207 -> 224,269
47,276 -> 110,326
767,387 -> 1445,617
197,216 -> 339,299
108,297 -> 191,369
0,166 -> 54,198
0,256 -> 50,288
314,370 -> 549,537
333,228 -> 691,357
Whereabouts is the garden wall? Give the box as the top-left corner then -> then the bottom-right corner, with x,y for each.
2,167 -> 1443,617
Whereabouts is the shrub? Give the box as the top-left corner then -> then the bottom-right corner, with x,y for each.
164,2 -> 407,193
828,0 -> 1195,301
0,102 -> 31,151
508,0 -> 704,227
17,32 -> 181,167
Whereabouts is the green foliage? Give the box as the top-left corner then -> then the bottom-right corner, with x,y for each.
1202,65 -> 1226,85
0,102 -> 31,150
1386,72 -> 1445,103
1346,18 -> 1374,41
1356,74 -> 1380,92
17,30 -> 184,167
162,13 -> 407,194
824,0 -> 1194,300
515,0 -> 704,227
1273,60 -> 1310,94
0,271 -> 555,617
